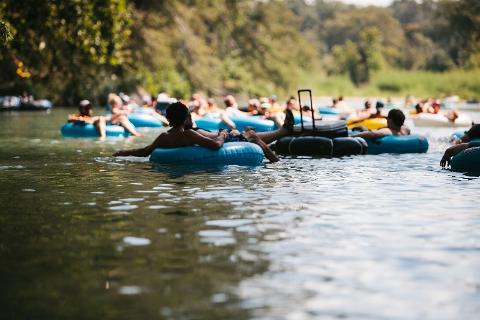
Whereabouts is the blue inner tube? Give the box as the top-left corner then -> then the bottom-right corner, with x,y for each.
61,122 -> 128,138
104,113 -> 163,128
195,115 -> 275,132
127,113 -> 163,128
452,130 -> 465,139
451,146 -> 480,174
293,114 -> 312,125
195,117 -> 223,131
224,116 -> 275,132
365,135 -> 429,154
150,142 -> 264,166
318,107 -> 342,115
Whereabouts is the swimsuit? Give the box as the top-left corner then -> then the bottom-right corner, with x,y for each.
225,129 -> 248,143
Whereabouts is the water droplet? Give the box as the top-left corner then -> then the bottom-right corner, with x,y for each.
110,204 -> 138,211
118,286 -> 142,295
123,236 -> 151,246
206,219 -> 252,228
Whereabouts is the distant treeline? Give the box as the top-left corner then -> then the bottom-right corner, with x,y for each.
0,0 -> 479,104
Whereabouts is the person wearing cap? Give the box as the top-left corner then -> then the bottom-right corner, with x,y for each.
269,95 -> 283,113
352,109 -> 410,139
68,98 -> 142,138
257,97 -> 271,115
247,98 -> 260,115
68,100 -> 109,138
256,97 -> 286,128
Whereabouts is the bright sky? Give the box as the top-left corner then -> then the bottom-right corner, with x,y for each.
335,0 -> 394,6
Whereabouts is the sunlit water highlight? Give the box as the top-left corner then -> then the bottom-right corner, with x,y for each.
0,108 -> 479,319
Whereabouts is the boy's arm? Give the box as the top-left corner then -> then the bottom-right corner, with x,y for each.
196,128 -> 226,139
113,134 -> 165,157
188,130 -> 227,150
354,128 -> 389,139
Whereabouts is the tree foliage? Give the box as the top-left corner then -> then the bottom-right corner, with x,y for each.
0,0 -> 132,104
0,0 -> 478,101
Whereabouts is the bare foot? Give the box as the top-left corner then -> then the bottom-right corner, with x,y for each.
283,109 -> 294,133
247,134 -> 279,162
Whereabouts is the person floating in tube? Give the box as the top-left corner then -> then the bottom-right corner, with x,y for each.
351,109 -> 410,139
68,99 -> 142,139
440,123 -> 480,168
113,102 -> 295,162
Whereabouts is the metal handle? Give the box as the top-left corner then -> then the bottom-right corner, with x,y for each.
297,89 -> 315,131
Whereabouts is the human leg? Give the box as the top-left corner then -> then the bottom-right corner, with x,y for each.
94,116 -> 107,138
113,115 -> 142,137
243,130 -> 279,162
221,113 -> 236,129
254,109 -> 294,144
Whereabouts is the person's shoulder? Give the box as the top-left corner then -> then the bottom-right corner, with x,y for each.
182,129 -> 205,140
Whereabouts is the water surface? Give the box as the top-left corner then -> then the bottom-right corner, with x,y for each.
0,108 -> 479,320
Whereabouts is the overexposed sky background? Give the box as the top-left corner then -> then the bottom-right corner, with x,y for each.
335,0 -> 394,6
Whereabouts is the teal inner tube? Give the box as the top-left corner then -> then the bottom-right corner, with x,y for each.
104,113 -> 163,128
293,114 -> 312,125
195,115 -> 275,132
195,117 -> 223,131
127,113 -> 163,128
365,135 -> 429,154
225,116 -> 275,132
318,107 -> 342,115
150,142 -> 264,166
451,146 -> 480,174
61,122 -> 128,138
452,130 -> 464,139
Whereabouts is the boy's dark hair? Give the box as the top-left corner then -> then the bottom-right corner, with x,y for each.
388,109 -> 405,127
166,102 -> 189,126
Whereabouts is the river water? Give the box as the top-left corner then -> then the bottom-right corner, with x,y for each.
0,108 -> 479,320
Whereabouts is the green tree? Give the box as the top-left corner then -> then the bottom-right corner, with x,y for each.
0,0 -> 132,104
0,20 -> 13,45
332,28 -> 383,86
439,0 -> 480,67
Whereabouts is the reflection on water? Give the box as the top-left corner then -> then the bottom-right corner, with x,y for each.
0,109 -> 479,319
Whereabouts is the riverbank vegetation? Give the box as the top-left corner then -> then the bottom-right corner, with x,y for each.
0,0 -> 479,104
